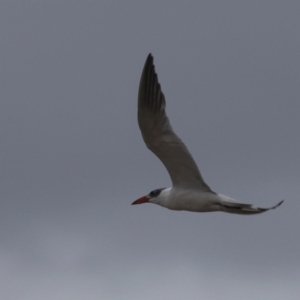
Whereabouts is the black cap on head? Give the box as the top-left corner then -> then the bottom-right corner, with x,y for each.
148,188 -> 166,198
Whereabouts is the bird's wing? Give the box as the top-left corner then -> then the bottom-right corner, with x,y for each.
138,54 -> 213,192
217,196 -> 284,215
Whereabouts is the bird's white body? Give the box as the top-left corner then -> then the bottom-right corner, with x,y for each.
132,54 -> 283,215
152,188 -> 218,212
150,188 -> 281,214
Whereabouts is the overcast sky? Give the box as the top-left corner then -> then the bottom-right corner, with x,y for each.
1,1 -> 300,299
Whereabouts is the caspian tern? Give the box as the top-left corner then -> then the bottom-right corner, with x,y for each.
132,54 -> 283,214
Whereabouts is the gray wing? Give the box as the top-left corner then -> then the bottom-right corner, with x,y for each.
218,198 -> 284,215
138,54 -> 213,192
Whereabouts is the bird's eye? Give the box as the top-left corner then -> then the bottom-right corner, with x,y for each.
149,191 -> 156,197
148,188 -> 166,198
149,189 -> 163,198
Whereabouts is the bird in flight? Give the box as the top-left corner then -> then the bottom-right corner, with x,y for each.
132,54 -> 283,215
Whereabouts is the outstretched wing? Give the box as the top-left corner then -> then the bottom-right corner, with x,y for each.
138,54 -> 213,192
218,196 -> 284,215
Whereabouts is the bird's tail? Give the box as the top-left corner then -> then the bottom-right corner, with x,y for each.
218,198 -> 284,215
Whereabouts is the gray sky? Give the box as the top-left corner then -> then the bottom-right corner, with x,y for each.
1,1 -> 299,299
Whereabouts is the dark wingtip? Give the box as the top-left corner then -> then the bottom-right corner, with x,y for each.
270,199 -> 284,210
145,53 -> 153,66
276,200 -> 284,208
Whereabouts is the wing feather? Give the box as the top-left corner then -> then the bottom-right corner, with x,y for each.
138,54 -> 213,191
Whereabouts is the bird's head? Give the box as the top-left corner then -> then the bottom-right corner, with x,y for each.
132,188 -> 168,205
